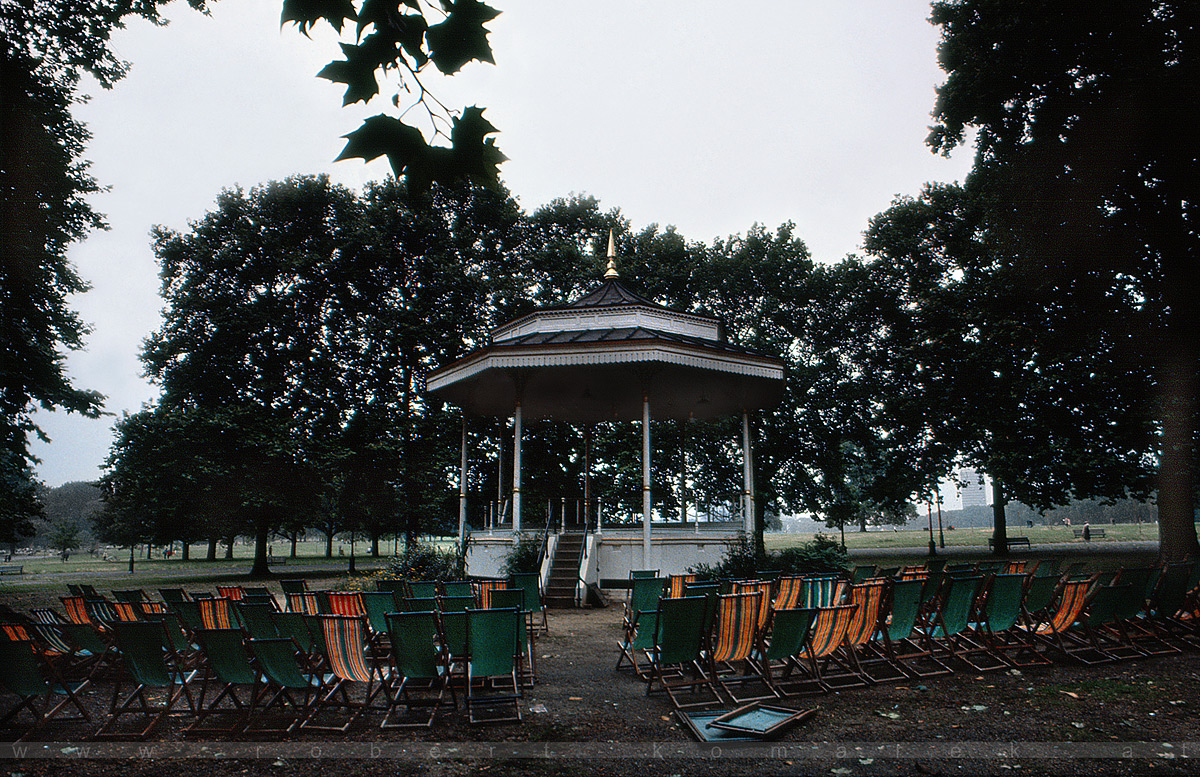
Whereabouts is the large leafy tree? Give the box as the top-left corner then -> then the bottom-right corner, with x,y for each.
928,1 -> 1200,559
859,183 -> 1157,552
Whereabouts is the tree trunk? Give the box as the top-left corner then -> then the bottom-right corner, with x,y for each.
181,542 -> 189,561
1157,342 -> 1200,562
370,530 -> 380,557
206,537 -> 218,561
248,520 -> 272,578
991,477 -> 1009,556
290,531 -> 298,558
224,536 -> 234,560
325,530 -> 334,558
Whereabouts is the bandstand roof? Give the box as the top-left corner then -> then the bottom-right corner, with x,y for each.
427,257 -> 785,422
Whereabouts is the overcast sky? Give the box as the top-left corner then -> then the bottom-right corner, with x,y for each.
30,0 -> 975,503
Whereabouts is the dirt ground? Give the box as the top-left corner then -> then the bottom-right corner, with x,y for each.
4,588 -> 1200,777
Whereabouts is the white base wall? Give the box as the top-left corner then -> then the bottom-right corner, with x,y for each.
585,531 -> 740,585
464,534 -> 515,578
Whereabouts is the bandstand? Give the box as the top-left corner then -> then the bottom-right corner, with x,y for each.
426,236 -> 785,599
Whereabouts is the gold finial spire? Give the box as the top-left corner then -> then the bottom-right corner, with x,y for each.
604,229 -> 619,279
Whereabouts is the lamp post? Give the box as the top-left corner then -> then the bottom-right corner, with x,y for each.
927,502 -> 937,556
937,493 -> 946,549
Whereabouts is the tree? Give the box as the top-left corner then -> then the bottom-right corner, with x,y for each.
928,1 -> 1200,560
858,183 -> 1157,553
289,0 -> 506,192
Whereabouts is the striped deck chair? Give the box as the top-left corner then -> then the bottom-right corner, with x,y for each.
773,576 -> 806,610
795,604 -> 859,694
708,591 -> 777,704
198,597 -> 237,630
61,596 -> 103,630
898,566 -> 929,581
833,579 -> 905,685
216,586 -> 245,601
327,592 -> 366,618
798,576 -> 847,608
110,602 -> 142,623
878,579 -> 951,679
666,574 -> 697,599
302,615 -> 388,732
286,592 -> 321,616
1003,560 -> 1029,575
1029,577 -> 1104,660
730,581 -> 773,638
475,579 -> 508,609
139,601 -> 169,617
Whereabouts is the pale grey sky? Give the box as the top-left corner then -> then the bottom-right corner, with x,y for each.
30,0 -> 974,493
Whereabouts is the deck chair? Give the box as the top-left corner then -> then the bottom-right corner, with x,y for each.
246,637 -> 320,736
615,603 -> 659,680
236,602 -> 281,640
61,596 -> 105,631
773,576 -> 805,610
490,589 -> 535,685
159,588 -> 190,604
475,579 -> 509,609
94,621 -> 197,740
708,591 -> 777,703
286,592 -> 321,615
1146,562 -> 1200,645
850,565 -> 878,584
730,580 -> 774,638
270,611 -> 315,654
623,576 -> 666,630
407,580 -> 439,599
666,574 -> 697,599
440,610 -> 470,679
798,575 -> 847,608
216,586 -> 246,601
198,597 -> 238,630
360,591 -> 396,647
186,628 -> 257,735
0,639 -> 91,740
280,579 -> 309,595
139,601 -> 169,617
1103,572 -> 1179,657
898,566 -> 929,581
510,572 -> 548,633
791,604 -> 859,694
327,592 -> 366,618
465,607 -> 523,724
168,600 -> 205,636
438,595 -> 475,613
976,574 -> 1049,668
112,589 -> 148,605
1029,577 -> 1108,661
643,595 -> 721,711
442,580 -> 475,598
750,607 -> 816,696
834,579 -> 906,684
141,611 -> 200,670
5,620 -> 99,682
929,575 -> 990,670
404,597 -> 441,612
382,611 -> 456,727
878,579 -> 951,679
302,615 -> 389,732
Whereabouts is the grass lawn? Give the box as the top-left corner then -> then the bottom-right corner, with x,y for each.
765,521 -> 1161,551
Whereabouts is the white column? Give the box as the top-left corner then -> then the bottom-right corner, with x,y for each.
513,401 -> 523,532
642,394 -> 652,568
458,417 -> 468,545
742,411 -> 755,534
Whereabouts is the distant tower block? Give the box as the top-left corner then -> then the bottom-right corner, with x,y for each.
957,467 -> 989,508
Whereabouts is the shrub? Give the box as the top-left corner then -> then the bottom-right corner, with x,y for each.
502,532 -> 544,577
384,541 -> 465,582
689,534 -> 848,579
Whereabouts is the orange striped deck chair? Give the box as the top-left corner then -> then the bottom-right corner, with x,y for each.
799,576 -> 847,608
139,601 -> 169,617
198,597 -> 236,630
303,615 -> 388,731
834,579 -> 908,684
1,623 -> 33,642
1036,578 -> 1094,637
1003,560 -> 1029,575
731,581 -> 773,634
216,586 -> 246,601
327,592 -> 366,618
286,592 -> 320,615
791,603 -> 859,694
709,591 -> 778,703
475,579 -> 508,609
899,566 -> 929,581
667,574 -> 696,599
773,576 -> 805,610
61,596 -> 104,630
111,602 -> 142,622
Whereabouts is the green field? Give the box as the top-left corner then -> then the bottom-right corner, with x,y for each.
765,521 -> 1160,551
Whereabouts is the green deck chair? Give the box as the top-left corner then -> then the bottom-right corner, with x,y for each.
407,580 -> 439,600
465,607 -> 523,724
615,603 -> 658,679
186,628 -> 257,735
438,595 -> 475,613
112,589 -> 147,605
1146,562 -> 1200,645
879,579 -> 951,678
978,574 -> 1048,668
360,591 -> 396,646
404,596 -> 440,613
382,611 -> 456,727
442,580 -> 475,598
236,602 -> 281,640
510,572 -> 547,633
158,588 -> 189,604
489,589 -> 534,685
1106,571 -> 1178,656
279,579 -> 308,595
752,607 -> 816,696
0,639 -> 91,741
644,596 -> 720,711
95,621 -> 197,740
247,637 -> 320,736
141,611 -> 199,670
623,576 -> 666,630
930,575 -> 986,669
440,610 -> 469,677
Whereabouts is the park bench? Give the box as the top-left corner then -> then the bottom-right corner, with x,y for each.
266,558 -> 286,566
988,537 -> 1030,549
1073,528 -> 1105,539
0,565 -> 24,575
